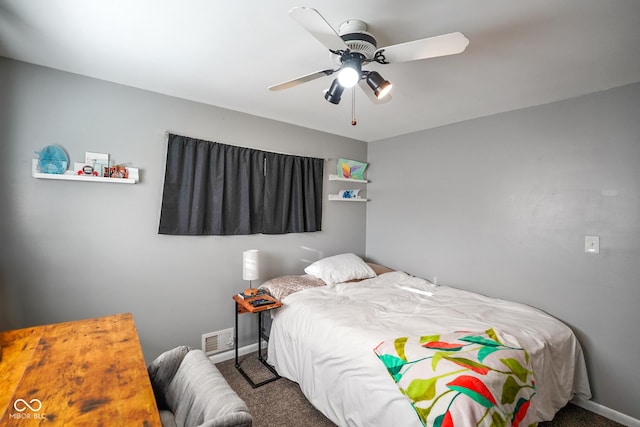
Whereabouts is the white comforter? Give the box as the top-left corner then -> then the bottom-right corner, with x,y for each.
268,271 -> 591,427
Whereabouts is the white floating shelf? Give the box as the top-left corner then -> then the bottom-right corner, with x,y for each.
328,174 -> 368,184
32,160 -> 138,184
328,195 -> 367,202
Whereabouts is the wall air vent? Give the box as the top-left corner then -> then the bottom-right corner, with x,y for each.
202,328 -> 234,356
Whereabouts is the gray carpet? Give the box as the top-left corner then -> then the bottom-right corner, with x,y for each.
217,352 -> 623,427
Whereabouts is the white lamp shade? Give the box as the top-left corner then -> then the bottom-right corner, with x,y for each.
242,249 -> 259,281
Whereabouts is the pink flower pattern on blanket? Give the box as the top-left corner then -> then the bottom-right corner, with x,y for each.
374,328 -> 537,427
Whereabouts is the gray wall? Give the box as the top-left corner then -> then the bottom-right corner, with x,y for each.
0,57 -> 368,361
366,82 -> 640,418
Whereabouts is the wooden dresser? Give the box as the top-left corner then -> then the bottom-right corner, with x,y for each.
0,313 -> 161,426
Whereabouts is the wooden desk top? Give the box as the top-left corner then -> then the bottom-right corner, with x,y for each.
0,313 -> 161,426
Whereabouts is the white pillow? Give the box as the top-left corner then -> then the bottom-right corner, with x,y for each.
304,253 -> 376,285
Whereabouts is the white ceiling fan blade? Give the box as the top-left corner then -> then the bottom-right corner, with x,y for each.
289,7 -> 348,52
269,69 -> 335,91
358,79 -> 392,104
374,32 -> 469,64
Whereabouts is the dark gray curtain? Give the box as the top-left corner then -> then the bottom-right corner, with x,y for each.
263,152 -> 324,234
158,135 -> 264,235
158,134 -> 323,235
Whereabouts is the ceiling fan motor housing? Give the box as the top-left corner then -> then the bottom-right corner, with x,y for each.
341,32 -> 377,58
331,19 -> 378,63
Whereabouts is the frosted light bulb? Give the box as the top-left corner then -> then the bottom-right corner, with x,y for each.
338,67 -> 359,88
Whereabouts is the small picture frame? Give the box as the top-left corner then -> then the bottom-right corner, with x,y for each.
85,152 -> 109,177
337,158 -> 367,180
106,165 -> 129,179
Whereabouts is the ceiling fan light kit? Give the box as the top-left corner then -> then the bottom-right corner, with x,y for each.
366,71 -> 392,99
337,53 -> 364,88
270,7 -> 469,113
325,79 -> 345,104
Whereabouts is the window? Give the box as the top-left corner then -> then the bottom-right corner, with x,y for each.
158,134 -> 323,235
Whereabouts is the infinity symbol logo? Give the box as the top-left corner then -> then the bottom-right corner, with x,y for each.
13,398 -> 43,412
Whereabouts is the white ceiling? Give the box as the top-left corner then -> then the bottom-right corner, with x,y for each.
1,0 -> 639,142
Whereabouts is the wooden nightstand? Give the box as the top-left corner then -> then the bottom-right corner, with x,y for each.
233,294 -> 282,388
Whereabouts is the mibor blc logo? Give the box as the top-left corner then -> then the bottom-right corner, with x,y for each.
9,398 -> 47,420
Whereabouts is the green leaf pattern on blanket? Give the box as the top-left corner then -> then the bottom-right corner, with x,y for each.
395,336 -> 409,361
374,328 -> 537,427
405,377 -> 439,402
377,354 -> 407,382
501,358 -> 532,383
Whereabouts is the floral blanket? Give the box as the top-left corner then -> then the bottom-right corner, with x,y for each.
374,328 -> 537,427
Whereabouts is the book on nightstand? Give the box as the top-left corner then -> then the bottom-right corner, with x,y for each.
237,289 -> 267,299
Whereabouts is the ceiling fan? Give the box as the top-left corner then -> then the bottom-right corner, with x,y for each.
269,7 -> 470,106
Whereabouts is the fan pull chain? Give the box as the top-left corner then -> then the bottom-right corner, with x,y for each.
351,88 -> 357,126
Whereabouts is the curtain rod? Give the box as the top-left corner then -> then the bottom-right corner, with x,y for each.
163,131 -> 328,161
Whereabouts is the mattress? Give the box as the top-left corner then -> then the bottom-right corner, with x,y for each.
267,271 -> 591,427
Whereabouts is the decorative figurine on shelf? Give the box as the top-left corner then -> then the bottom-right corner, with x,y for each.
338,189 -> 361,199
37,145 -> 69,174
77,164 -> 99,176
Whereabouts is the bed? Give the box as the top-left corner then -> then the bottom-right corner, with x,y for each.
260,254 -> 591,427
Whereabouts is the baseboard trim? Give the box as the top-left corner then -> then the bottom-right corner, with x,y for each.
208,340 -> 267,365
571,396 -> 639,427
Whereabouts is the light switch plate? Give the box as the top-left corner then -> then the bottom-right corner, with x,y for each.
585,236 -> 600,254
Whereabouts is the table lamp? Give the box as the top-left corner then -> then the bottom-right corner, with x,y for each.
242,249 -> 260,296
